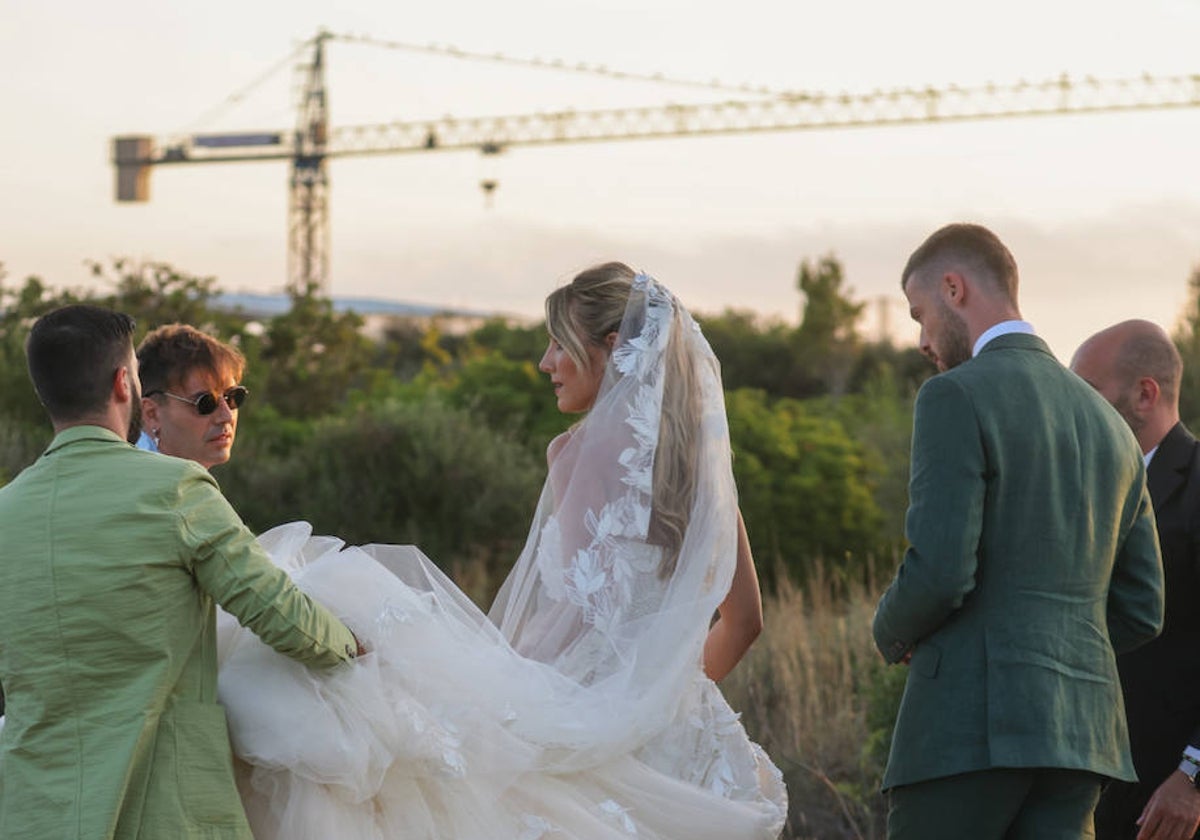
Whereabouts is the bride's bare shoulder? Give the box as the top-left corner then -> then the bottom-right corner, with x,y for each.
546,430 -> 573,466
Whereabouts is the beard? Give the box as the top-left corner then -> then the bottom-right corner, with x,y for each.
127,385 -> 143,445
1111,390 -> 1145,437
935,302 -> 973,371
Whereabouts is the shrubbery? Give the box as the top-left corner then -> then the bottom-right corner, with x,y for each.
0,257 -> 924,592
219,396 -> 544,591
727,388 -> 887,585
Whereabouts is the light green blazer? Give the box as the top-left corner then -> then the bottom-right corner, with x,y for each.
874,333 -> 1164,790
0,426 -> 358,839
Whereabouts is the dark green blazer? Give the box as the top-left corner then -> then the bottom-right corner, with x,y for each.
874,333 -> 1164,790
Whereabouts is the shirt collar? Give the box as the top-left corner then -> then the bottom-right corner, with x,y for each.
973,320 -> 1036,357
1144,445 -> 1158,468
44,424 -> 128,455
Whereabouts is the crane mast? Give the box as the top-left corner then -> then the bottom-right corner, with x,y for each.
289,31 -> 330,295
111,33 -> 1200,296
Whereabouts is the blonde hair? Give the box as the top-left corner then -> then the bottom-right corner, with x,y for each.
545,263 -> 699,575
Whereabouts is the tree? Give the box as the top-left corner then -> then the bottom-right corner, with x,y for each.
468,317 -> 547,364
806,372 -> 918,549
726,388 -> 884,585
0,270 -> 84,432
696,309 -> 797,395
847,341 -> 933,398
255,286 -> 375,417
435,349 -> 570,454
797,255 -> 864,347
1174,264 -> 1200,430
220,396 -> 544,591
793,255 -> 866,397
90,258 -> 233,334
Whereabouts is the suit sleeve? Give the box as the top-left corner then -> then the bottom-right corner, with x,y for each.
874,375 -> 986,663
1104,480 -> 1161,657
1180,455 -> 1200,750
175,469 -> 358,668
1190,500 -> 1200,749
1106,478 -> 1164,656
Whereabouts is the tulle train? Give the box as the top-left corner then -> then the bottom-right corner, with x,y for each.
217,523 -> 785,839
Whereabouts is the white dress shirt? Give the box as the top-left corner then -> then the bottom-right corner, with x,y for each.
973,320 -> 1036,358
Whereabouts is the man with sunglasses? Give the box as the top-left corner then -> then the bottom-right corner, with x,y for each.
137,323 -> 250,470
0,306 -> 362,839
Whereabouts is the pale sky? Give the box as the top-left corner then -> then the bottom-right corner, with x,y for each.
2,0 -> 1199,359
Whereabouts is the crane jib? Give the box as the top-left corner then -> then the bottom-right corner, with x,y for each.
192,133 -> 283,149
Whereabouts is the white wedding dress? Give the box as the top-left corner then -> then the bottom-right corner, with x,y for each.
216,275 -> 787,839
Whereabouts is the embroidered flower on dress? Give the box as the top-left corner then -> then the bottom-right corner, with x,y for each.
519,814 -> 562,839
598,799 -> 638,835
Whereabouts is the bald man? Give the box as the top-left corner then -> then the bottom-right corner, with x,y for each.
1074,320 -> 1200,840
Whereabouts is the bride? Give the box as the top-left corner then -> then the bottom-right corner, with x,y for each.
168,264 -> 786,838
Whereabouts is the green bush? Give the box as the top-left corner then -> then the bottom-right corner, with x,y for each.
0,417 -> 50,485
727,389 -> 885,584
805,372 -> 917,550
219,396 -> 544,589
433,349 -> 571,456
861,658 -> 909,776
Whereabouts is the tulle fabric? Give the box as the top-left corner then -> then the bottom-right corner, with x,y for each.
217,274 -> 786,838
219,524 -> 785,839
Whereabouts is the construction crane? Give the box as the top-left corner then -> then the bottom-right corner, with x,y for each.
112,30 -> 1200,296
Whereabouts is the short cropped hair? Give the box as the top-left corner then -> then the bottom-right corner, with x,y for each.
902,223 -> 1020,304
1117,328 -> 1184,405
137,324 -> 245,396
26,305 -> 137,422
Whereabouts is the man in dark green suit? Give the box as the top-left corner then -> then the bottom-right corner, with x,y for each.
874,223 -> 1165,839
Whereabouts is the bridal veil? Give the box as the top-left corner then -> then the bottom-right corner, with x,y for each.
216,273 -> 786,839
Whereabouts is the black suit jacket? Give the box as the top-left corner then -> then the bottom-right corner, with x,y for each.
1100,422 -> 1200,838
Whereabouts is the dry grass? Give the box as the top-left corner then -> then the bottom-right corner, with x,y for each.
722,563 -> 897,839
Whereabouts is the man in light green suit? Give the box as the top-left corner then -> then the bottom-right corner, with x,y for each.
873,224 -> 1165,839
0,305 -> 362,839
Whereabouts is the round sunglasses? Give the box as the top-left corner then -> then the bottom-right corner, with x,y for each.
145,385 -> 249,416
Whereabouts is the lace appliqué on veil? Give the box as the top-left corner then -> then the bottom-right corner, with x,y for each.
540,275 -> 674,633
